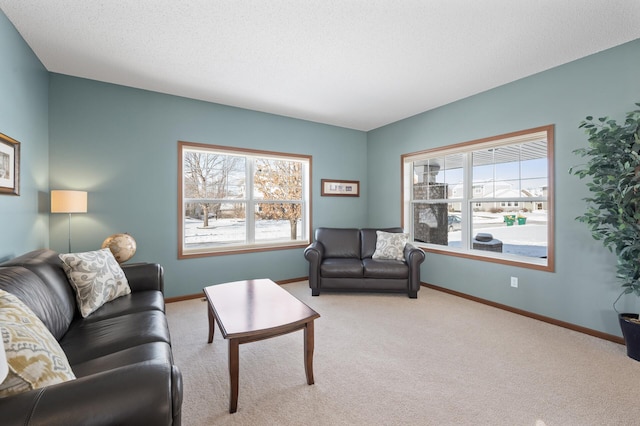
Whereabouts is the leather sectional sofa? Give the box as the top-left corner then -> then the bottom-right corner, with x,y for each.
304,227 -> 425,298
0,249 -> 183,425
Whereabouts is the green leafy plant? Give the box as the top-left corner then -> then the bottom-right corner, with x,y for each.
571,103 -> 640,297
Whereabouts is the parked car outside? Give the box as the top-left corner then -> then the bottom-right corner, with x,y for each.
448,215 -> 461,231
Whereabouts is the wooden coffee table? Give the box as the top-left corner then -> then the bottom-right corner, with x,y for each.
203,279 -> 320,413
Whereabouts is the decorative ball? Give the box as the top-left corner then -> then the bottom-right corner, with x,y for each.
101,233 -> 137,263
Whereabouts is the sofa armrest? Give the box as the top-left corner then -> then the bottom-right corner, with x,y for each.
0,361 -> 182,426
171,365 -> 184,425
304,241 -> 325,293
121,262 -> 164,293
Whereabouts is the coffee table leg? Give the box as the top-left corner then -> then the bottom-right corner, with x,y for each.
207,305 -> 215,343
304,320 -> 315,385
228,339 -> 240,413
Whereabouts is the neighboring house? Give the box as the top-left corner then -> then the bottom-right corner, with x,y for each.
449,181 -> 544,213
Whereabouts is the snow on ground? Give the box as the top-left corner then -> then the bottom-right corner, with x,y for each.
449,211 -> 548,257
184,210 -> 548,257
185,218 -> 296,246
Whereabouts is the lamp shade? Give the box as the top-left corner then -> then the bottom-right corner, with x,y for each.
51,190 -> 87,213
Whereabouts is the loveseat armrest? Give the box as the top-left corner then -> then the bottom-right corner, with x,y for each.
404,243 -> 425,268
304,241 -> 325,263
0,361 -> 182,426
304,241 -> 325,295
121,262 -> 164,293
404,243 -> 426,297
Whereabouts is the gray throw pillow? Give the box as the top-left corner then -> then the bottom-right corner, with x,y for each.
372,231 -> 408,261
59,248 -> 131,318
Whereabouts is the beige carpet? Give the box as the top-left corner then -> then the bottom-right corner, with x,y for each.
166,281 -> 640,425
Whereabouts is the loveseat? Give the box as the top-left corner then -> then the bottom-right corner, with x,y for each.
304,227 -> 425,298
0,249 -> 183,425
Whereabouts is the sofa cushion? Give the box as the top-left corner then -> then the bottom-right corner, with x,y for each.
315,228 -> 361,258
60,310 -> 172,365
0,266 -> 72,340
0,249 -> 77,334
372,231 -> 409,261
362,259 -> 409,279
121,262 -> 164,293
59,249 -> 132,318
81,290 -> 165,323
71,342 -> 173,378
361,227 -> 404,259
320,258 -> 363,278
0,289 -> 75,398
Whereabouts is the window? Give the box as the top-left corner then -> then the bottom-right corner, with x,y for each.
401,125 -> 554,271
178,142 -> 311,258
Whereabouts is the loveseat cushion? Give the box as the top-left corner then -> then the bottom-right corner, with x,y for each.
360,227 -> 404,259
362,258 -> 409,279
315,228 -> 361,258
60,310 -> 171,365
320,258 -> 363,278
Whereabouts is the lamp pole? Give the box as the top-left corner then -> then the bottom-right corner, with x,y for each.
67,212 -> 72,253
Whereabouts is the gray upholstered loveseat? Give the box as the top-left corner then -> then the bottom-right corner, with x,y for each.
304,227 -> 425,298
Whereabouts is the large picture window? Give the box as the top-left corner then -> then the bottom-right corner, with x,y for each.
178,142 -> 311,258
401,125 -> 554,271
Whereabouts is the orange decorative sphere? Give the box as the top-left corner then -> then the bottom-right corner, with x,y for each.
101,233 -> 137,263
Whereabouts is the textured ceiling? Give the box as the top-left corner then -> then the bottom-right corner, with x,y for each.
2,1 -> 639,131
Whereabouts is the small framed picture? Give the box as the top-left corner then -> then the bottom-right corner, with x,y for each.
321,179 -> 360,197
0,133 -> 20,196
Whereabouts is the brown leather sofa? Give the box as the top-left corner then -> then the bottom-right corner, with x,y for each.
304,227 -> 425,298
0,249 -> 183,425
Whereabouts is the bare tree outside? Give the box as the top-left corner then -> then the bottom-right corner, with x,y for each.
184,152 -> 243,227
254,159 -> 302,240
180,142 -> 311,256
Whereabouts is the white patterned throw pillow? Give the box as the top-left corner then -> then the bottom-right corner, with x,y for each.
372,231 -> 409,261
59,248 -> 131,318
0,289 -> 75,398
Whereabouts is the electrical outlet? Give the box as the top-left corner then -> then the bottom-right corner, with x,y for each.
510,276 -> 518,288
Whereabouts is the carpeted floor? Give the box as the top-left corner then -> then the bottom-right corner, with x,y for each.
166,281 -> 640,425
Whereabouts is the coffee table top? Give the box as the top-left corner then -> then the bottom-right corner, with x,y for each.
203,279 -> 320,339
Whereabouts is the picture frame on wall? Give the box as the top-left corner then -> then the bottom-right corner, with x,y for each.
321,179 -> 359,197
0,133 -> 20,196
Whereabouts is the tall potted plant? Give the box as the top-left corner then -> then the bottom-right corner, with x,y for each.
571,103 -> 640,361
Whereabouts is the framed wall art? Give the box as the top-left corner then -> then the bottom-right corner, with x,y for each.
0,133 -> 20,196
321,179 -> 359,197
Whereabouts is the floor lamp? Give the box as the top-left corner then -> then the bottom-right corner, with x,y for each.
51,190 -> 88,253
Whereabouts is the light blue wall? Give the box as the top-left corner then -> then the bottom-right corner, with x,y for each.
48,74 -> 367,297
367,39 -> 640,337
3,5 -> 639,337
0,12 -> 49,260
